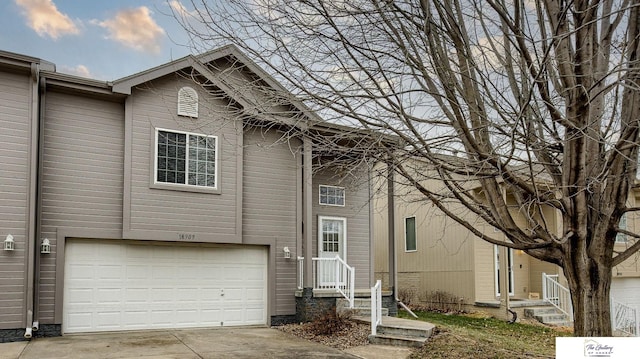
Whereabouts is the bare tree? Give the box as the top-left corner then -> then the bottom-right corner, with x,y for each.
170,0 -> 640,336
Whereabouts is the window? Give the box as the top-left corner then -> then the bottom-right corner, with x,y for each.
616,214 -> 628,243
156,129 -> 217,188
319,185 -> 345,206
177,86 -> 198,117
405,216 -> 417,252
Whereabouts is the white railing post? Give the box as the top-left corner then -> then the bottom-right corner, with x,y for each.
297,257 -> 304,290
371,280 -> 381,336
542,273 -> 547,300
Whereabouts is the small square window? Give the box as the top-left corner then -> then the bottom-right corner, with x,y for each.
319,185 -> 345,206
616,214 -> 628,243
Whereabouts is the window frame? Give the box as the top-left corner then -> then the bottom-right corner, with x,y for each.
404,216 -> 417,252
151,127 -> 220,194
318,185 -> 346,207
616,214 -> 628,243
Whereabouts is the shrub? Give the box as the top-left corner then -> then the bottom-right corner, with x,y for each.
308,307 -> 353,335
420,290 -> 465,313
398,287 -> 418,306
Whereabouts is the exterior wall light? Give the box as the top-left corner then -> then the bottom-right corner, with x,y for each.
4,234 -> 15,251
41,238 -> 51,254
283,246 -> 291,259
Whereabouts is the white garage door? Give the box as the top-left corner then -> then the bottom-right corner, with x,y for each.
611,278 -> 640,309
63,240 -> 267,333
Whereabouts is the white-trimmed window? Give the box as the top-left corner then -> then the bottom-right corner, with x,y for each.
155,129 -> 217,188
319,185 -> 345,206
616,214 -> 628,243
177,86 -> 198,118
405,216 -> 417,252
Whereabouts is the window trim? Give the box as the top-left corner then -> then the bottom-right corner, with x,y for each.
318,185 -> 346,207
616,214 -> 628,243
404,216 -> 417,252
151,127 -> 220,194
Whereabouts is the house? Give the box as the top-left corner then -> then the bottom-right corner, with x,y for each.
373,159 -> 640,316
0,45 -> 386,342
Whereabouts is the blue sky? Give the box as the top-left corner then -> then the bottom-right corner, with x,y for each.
0,0 -> 197,81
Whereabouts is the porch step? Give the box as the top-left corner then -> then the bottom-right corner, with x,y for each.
336,298 -> 389,316
353,315 -> 435,349
368,333 -> 428,348
525,306 -> 571,326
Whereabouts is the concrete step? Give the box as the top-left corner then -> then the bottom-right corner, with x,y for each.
368,334 -> 428,348
524,307 -> 570,325
353,315 -> 435,349
377,323 -> 431,339
524,307 -> 559,317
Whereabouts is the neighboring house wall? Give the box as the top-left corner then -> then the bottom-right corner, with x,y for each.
393,181 -> 476,304
39,90 -> 125,323
312,167 -> 372,288
0,68 -> 31,329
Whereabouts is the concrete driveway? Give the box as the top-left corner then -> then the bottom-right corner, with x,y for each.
0,327 -> 363,359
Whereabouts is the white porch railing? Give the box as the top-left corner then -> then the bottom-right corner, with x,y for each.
542,273 -> 574,322
297,256 -> 304,290
612,298 -> 639,336
312,256 -> 355,308
371,279 -> 382,336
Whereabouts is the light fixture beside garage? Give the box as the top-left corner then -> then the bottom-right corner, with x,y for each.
283,246 -> 291,259
40,238 -> 51,254
4,234 -> 14,251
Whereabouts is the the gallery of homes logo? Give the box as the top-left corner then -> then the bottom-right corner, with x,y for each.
584,339 -> 614,357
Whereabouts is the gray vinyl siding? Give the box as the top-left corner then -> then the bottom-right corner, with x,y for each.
39,91 -> 124,322
0,70 -> 31,329
242,130 -> 299,315
312,166 -> 372,288
127,76 -> 239,240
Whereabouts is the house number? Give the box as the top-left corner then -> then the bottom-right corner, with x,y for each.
178,233 -> 196,240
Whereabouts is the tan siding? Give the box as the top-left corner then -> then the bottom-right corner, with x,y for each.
312,167 -> 371,288
372,172 -> 389,287
473,239 -> 495,301
242,130 -> 299,315
0,70 -> 31,329
127,76 -> 239,238
39,91 -> 125,321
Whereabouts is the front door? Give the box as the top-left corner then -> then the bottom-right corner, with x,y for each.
494,245 -> 514,297
318,216 -> 347,286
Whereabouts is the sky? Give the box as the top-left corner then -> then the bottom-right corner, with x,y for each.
0,0 -> 198,81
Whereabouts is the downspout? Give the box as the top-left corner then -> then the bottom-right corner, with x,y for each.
24,63 -> 42,338
32,76 -> 46,335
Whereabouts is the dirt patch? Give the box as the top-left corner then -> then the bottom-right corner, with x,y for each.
275,320 -> 370,350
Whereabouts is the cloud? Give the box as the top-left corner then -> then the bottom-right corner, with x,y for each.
169,0 -> 193,18
59,64 -> 92,78
94,7 -> 165,54
15,0 -> 79,39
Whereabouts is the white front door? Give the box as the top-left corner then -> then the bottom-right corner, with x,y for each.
494,245 -> 514,297
318,216 -> 347,286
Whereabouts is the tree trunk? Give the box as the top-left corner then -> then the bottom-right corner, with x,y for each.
564,260 -> 613,337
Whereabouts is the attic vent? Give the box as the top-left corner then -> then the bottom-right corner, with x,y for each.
178,86 -> 198,118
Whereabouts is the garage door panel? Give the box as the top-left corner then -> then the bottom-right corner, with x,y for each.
63,240 -> 267,333
612,278 -> 640,309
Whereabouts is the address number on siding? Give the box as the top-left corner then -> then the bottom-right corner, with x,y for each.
178,233 -> 196,240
